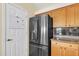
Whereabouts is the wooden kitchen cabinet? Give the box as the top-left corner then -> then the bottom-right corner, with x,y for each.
66,4 -> 79,27
66,3 -> 79,27
51,40 -> 60,56
59,46 -> 65,56
66,5 -> 75,27
47,4 -> 79,27
60,42 -> 79,56
52,8 -> 66,27
68,44 -> 79,56
74,4 -> 79,27
51,40 -> 79,56
59,42 -> 67,56
49,4 -> 75,27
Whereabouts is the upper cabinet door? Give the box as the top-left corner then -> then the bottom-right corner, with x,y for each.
74,4 -> 79,27
53,8 -> 66,27
48,3 -> 79,27
66,5 -> 75,27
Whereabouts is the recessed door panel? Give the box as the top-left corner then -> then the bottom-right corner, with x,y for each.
6,29 -> 16,56
6,4 -> 26,29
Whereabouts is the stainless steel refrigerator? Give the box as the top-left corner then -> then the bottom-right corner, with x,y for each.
29,14 -> 53,56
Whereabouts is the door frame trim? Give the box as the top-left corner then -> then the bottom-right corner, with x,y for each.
2,3 -> 6,56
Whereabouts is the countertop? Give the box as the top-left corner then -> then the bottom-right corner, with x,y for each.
51,37 -> 79,44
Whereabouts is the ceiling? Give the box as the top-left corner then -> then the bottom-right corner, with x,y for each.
31,3 -> 73,14
32,3 -> 71,10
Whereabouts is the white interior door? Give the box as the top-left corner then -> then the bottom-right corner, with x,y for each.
5,4 -> 28,56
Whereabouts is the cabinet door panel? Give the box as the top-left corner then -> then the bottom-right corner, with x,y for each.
51,40 -> 79,56
74,4 -> 79,27
51,45 -> 59,56
51,41 -> 60,56
53,8 -> 66,27
69,48 -> 78,56
63,43 -> 79,56
66,5 -> 75,27
59,47 -> 65,56
68,44 -> 79,56
59,42 -> 69,56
